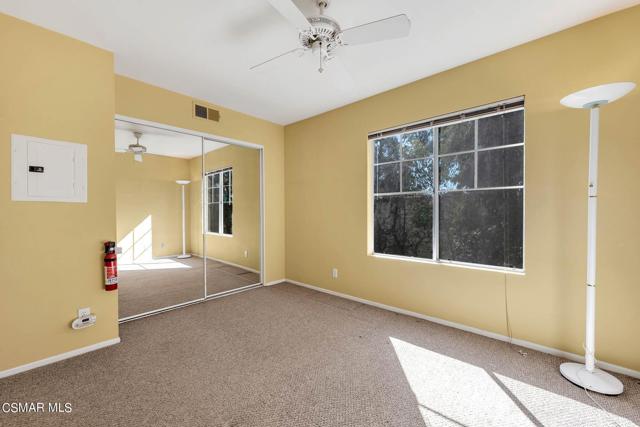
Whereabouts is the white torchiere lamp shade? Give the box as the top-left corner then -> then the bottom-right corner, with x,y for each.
559,82 -> 635,396
176,180 -> 191,259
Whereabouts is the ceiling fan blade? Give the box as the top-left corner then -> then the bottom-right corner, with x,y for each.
341,14 -> 411,46
326,55 -> 355,92
250,47 -> 305,70
267,0 -> 311,30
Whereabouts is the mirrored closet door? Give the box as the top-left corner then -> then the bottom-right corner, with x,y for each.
115,120 -> 263,321
201,139 -> 262,296
115,120 -> 205,320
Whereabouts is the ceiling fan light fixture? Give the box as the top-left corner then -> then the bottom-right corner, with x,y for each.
128,131 -> 147,162
256,0 -> 411,74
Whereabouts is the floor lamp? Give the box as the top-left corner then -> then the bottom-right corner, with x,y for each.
176,180 -> 191,259
559,81 -> 635,395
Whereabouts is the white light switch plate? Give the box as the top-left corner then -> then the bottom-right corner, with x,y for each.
78,307 -> 90,318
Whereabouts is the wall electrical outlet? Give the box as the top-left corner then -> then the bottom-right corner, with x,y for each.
244,250 -> 248,258
72,308 -> 96,330
332,268 -> 338,279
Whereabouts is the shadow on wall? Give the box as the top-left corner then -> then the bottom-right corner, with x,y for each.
117,214 -> 193,272
118,215 -> 153,263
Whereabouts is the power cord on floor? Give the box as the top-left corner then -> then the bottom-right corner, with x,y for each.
503,275 -> 621,426
578,345 -> 623,427
503,273 -> 527,357
504,273 -> 622,427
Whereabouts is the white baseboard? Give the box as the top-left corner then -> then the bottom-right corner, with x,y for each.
122,254 -> 187,261
189,253 -> 260,274
0,337 -> 121,379
284,279 -> 640,380
124,254 -> 258,275
208,256 -> 260,274
265,279 -> 286,286
156,253 -> 187,259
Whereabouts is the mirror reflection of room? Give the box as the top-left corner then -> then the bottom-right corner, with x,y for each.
197,140 -> 261,296
115,121 -> 204,319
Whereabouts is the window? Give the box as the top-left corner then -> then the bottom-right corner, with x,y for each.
205,168 -> 232,235
372,100 -> 524,270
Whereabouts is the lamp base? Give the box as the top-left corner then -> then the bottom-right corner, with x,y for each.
176,254 -> 192,259
560,362 -> 623,395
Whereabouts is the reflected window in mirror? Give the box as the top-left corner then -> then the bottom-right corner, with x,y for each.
205,168 -> 233,236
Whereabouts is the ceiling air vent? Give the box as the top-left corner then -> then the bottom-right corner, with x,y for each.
193,101 -> 220,122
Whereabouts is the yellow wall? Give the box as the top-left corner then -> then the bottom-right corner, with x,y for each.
0,14 -> 117,370
115,153 -> 191,260
115,76 -> 285,283
284,6 -> 640,371
190,145 -> 261,271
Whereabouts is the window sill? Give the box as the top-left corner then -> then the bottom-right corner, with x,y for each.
370,253 -> 525,275
206,232 -> 233,238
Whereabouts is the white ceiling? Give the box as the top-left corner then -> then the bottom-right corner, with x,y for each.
2,0 -> 638,125
115,120 -> 227,159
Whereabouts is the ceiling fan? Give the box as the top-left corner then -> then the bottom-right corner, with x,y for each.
251,0 -> 411,73
127,132 -> 147,162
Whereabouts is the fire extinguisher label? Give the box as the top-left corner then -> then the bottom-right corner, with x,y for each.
104,266 -> 118,285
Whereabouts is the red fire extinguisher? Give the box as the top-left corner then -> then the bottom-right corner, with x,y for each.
104,241 -> 118,291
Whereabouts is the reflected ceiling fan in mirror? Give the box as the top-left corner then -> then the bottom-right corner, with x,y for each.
251,0 -> 411,73
127,131 -> 147,162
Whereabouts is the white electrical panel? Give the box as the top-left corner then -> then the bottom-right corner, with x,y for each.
11,134 -> 87,203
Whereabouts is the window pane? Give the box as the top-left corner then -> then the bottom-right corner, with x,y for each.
477,110 -> 524,148
477,146 -> 523,188
223,171 -> 231,186
439,189 -> 523,268
439,121 -> 474,154
401,130 -> 433,160
208,203 -> 219,234
223,186 -> 232,202
207,187 -> 214,203
223,203 -> 232,234
213,173 -> 220,187
374,163 -> 400,194
402,158 -> 433,193
374,194 -> 433,259
439,153 -> 474,191
207,175 -> 213,188
374,136 -> 401,163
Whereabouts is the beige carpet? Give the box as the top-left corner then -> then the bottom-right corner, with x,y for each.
1,283 -> 639,426
118,256 -> 260,318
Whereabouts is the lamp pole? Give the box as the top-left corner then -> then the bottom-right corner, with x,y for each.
559,82 -> 635,395
176,180 -> 191,259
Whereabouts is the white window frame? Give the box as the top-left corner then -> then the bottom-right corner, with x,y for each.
370,100 -> 525,274
205,167 -> 233,237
